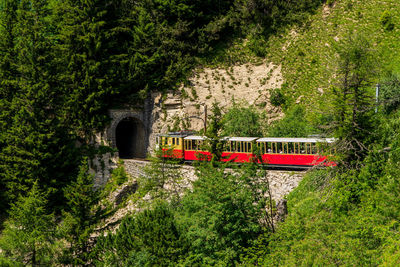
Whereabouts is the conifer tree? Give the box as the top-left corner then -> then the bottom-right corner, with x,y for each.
93,202 -> 187,266
60,159 -> 99,265
0,0 -> 79,208
0,181 -> 56,266
55,0 -> 125,135
330,33 -> 376,166
0,0 -> 18,212
205,101 -> 225,165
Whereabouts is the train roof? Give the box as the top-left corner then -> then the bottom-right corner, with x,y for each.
256,137 -> 336,143
157,131 -> 194,138
174,134 -> 336,143
184,135 -> 206,140
228,137 -> 258,142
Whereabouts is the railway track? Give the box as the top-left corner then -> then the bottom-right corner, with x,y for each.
121,157 -> 310,172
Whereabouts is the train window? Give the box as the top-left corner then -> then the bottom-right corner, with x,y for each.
271,143 -> 275,153
248,142 -> 252,153
266,143 -> 272,153
172,138 -> 175,145
258,142 -> 265,154
227,141 -> 231,152
177,138 -> 180,145
282,142 -> 287,154
238,142 -> 242,152
232,141 -> 237,152
276,142 -> 282,153
288,142 -> 294,154
198,141 -> 202,151
311,143 -> 317,154
305,143 -> 310,154
191,140 -> 196,150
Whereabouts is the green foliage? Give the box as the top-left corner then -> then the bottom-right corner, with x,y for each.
222,102 -> 263,137
243,110 -> 400,266
269,88 -> 287,107
205,101 -> 225,164
138,151 -> 183,205
113,162 -> 129,186
268,105 -> 315,137
330,33 -> 376,166
101,161 -> 130,198
93,201 -> 187,266
176,164 -> 267,265
379,10 -> 395,31
379,73 -> 400,114
0,0 -> 81,209
0,181 -> 56,266
59,159 -> 100,265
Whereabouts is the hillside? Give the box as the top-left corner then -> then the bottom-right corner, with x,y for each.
1,0 -> 400,265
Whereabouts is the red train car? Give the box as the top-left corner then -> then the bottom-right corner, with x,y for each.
255,137 -> 335,167
157,133 -> 336,167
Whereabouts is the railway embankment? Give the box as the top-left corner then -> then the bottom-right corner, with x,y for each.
123,159 -> 306,201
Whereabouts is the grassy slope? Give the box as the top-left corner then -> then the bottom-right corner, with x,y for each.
265,0 -> 400,116
241,0 -> 400,265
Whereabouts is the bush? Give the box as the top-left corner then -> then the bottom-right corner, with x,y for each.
268,105 -> 315,137
222,103 -> 263,137
93,202 -> 187,266
270,88 -> 287,107
379,74 -> 400,114
379,10 -> 395,31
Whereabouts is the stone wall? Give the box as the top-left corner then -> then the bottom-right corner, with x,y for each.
123,159 -> 305,201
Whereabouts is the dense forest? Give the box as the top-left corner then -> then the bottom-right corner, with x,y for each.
2,0 -> 400,265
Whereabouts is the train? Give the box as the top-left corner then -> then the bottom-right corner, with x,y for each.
155,132 -> 336,168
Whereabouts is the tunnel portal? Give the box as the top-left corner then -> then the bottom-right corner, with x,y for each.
115,117 -> 145,158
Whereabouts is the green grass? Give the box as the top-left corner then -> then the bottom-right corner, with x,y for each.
265,0 -> 400,111
199,0 -> 400,123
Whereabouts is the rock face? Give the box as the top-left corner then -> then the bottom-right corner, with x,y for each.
275,199 -> 288,223
114,182 -> 138,206
123,159 -> 305,201
147,61 -> 284,155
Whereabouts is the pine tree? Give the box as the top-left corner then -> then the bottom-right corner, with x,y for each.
93,202 -> 187,266
330,33 -> 376,166
205,101 -> 225,165
55,0 -> 125,135
0,0 -> 18,213
0,0 -> 80,208
0,181 -> 56,266
60,159 -> 99,265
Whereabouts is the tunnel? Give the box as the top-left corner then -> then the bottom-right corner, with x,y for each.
115,117 -> 145,158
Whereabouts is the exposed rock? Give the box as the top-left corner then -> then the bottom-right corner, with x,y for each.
114,182 -> 138,206
275,199 -> 288,223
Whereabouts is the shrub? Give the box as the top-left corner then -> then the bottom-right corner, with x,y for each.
268,106 -> 315,137
379,10 -> 395,31
270,88 -> 286,107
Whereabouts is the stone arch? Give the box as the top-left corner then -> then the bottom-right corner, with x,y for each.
109,111 -> 146,158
